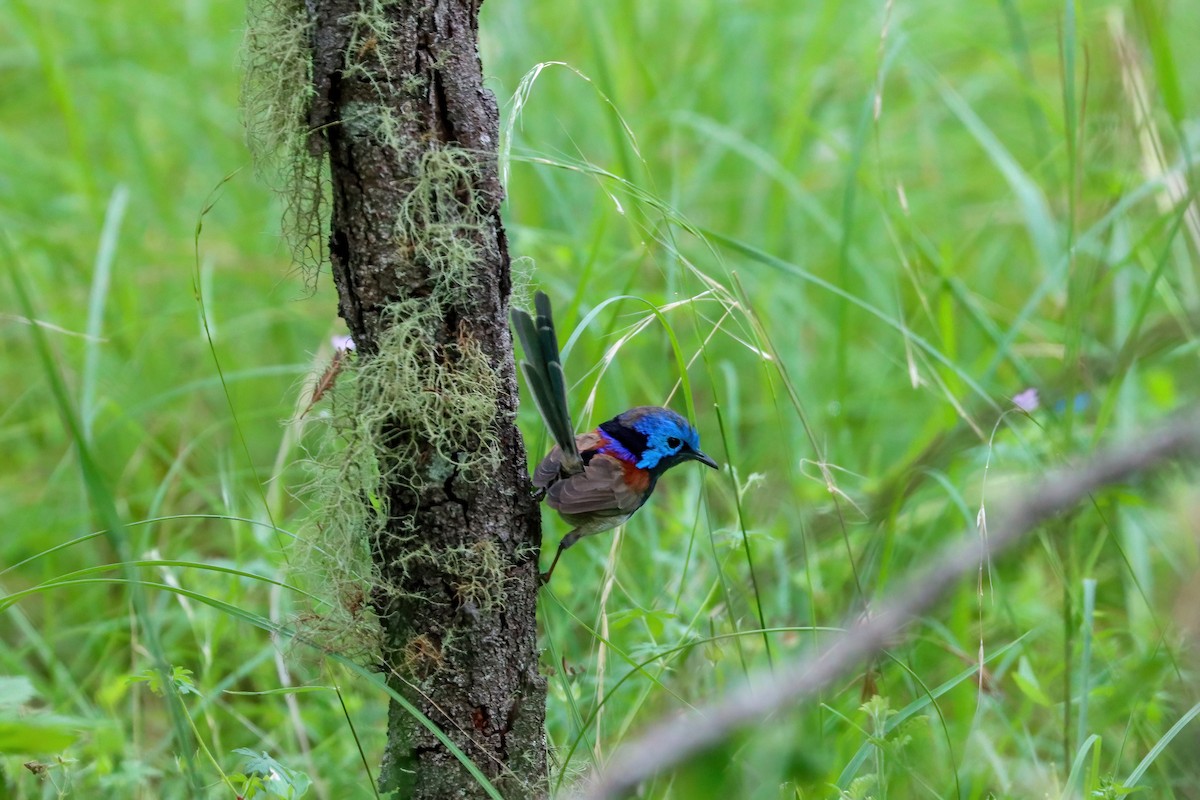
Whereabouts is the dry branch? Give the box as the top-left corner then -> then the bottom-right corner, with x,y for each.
585,411 -> 1200,799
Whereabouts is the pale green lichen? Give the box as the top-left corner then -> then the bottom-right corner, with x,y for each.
241,0 -> 327,276
441,540 -> 507,614
359,299 -> 501,482
395,147 -> 491,303
341,2 -> 400,84
242,0 -> 312,159
510,255 -> 535,312
295,297 -> 502,653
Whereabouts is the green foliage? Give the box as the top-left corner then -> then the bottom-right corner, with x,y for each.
127,666 -> 200,697
3,0 -> 1200,797
232,748 -> 312,799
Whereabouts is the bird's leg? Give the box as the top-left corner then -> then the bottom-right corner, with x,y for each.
531,486 -> 546,502
540,529 -> 582,584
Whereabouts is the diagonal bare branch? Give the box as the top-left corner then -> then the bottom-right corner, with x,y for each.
584,411 -> 1200,800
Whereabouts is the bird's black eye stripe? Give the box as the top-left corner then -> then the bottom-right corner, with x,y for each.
666,436 -> 682,449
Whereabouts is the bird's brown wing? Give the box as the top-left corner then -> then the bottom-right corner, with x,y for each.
532,431 -> 607,489
545,452 -> 647,516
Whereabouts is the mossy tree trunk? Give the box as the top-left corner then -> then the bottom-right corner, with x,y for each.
304,1 -> 547,796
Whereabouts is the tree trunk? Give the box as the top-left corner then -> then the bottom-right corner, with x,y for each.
304,1 -> 547,796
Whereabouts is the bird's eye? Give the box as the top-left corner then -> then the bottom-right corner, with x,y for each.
666,436 -> 682,449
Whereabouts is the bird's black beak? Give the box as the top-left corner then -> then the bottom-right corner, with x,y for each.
687,448 -> 719,470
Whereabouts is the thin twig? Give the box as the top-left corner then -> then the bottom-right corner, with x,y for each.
583,411 -> 1200,800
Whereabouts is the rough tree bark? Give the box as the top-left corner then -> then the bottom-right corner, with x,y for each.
304,1 -> 547,796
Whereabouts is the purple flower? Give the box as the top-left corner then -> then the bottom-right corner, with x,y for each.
1012,388 -> 1039,412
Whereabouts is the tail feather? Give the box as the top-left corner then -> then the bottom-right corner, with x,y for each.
534,292 -> 571,430
512,291 -> 583,475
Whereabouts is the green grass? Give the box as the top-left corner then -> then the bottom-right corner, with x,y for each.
3,0 -> 1200,797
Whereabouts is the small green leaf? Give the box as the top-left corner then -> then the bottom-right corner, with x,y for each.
234,748 -> 311,799
1012,656 -> 1053,707
127,666 -> 200,697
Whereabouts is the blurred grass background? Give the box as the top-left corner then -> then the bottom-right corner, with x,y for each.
3,0 -> 1200,796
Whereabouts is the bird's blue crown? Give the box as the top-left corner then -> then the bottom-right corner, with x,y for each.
599,406 -> 703,471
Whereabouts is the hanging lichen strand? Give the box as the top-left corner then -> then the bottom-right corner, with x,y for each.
242,0 -> 327,278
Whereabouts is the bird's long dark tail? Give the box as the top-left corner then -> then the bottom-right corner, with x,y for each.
511,291 -> 584,475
